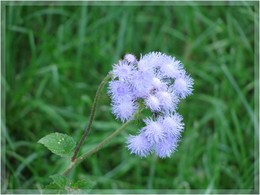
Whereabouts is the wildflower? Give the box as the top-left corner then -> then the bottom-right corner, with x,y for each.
151,77 -> 167,92
112,60 -> 134,81
127,133 -> 152,157
108,80 -> 133,102
142,118 -> 166,144
139,51 -> 168,69
145,95 -> 160,111
108,52 -> 194,158
124,53 -> 137,65
111,99 -> 137,122
173,73 -> 194,99
130,69 -> 154,98
161,113 -> 184,136
159,57 -> 184,79
156,90 -> 178,112
155,136 -> 179,158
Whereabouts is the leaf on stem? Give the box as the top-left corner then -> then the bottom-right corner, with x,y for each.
38,132 -> 76,157
70,178 -> 96,189
50,174 -> 67,188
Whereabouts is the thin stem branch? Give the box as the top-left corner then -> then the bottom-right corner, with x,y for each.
71,73 -> 112,161
62,112 -> 138,176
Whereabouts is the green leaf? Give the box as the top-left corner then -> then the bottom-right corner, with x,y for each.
44,182 -> 60,189
70,178 -> 96,190
50,174 -> 67,188
38,132 -> 76,157
43,174 -> 68,194
43,182 -> 67,194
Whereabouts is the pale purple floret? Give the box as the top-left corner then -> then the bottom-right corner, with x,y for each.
159,57 -> 184,79
173,73 -> 194,99
127,133 -> 152,157
112,60 -> 134,81
155,136 -> 179,158
130,69 -> 154,98
108,52 -> 194,158
112,99 -> 137,122
145,95 -> 160,112
151,77 -> 167,92
139,52 -> 184,79
142,118 -> 166,144
161,113 -> 184,136
156,90 -> 179,112
124,53 -> 137,65
139,51 -> 168,69
108,80 -> 133,102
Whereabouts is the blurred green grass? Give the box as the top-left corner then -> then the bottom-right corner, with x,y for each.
2,1 -> 259,193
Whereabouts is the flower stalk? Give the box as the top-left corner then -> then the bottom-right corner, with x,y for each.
71,73 -> 112,162
62,111 -> 139,176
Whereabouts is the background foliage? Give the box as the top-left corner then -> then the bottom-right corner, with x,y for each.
2,1 -> 259,193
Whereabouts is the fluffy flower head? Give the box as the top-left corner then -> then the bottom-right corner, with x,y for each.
145,95 -> 160,111
112,100 -> 137,122
173,74 -> 194,99
142,118 -> 166,144
108,51 -> 194,158
155,136 -> 179,158
161,113 -> 184,136
112,61 -> 134,81
127,133 -> 152,157
108,80 -> 132,101
124,53 -> 137,64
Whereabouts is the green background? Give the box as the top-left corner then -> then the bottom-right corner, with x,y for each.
2,1 -> 259,193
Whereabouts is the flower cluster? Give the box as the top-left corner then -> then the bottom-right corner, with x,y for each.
108,52 -> 193,158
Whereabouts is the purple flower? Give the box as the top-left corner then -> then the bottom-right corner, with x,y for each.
155,136 -> 179,158
108,51 -> 194,158
145,95 -> 160,111
130,69 -> 154,98
111,99 -> 137,122
173,73 -> 194,99
156,90 -> 179,112
159,57 -> 184,79
127,133 -> 152,157
108,80 -> 133,102
151,77 -> 167,92
139,51 -> 168,70
142,118 -> 166,144
112,60 -> 134,81
161,113 -> 184,137
124,53 -> 137,65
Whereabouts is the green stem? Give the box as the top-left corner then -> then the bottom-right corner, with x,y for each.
62,112 -> 139,176
71,73 -> 112,162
